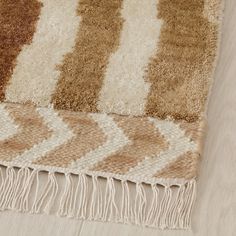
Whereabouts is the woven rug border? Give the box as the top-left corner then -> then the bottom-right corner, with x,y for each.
0,164 -> 196,229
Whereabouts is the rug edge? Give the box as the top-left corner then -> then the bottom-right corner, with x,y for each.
0,165 -> 196,230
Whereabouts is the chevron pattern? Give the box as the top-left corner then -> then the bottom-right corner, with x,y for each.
0,103 -> 203,182
126,118 -> 197,178
69,113 -> 131,171
14,107 -> 75,165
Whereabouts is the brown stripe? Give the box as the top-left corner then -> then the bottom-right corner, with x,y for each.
52,0 -> 123,112
91,116 -> 168,175
0,104 -> 52,161
145,0 -> 218,122
0,0 -> 42,100
153,151 -> 199,180
33,112 -> 106,168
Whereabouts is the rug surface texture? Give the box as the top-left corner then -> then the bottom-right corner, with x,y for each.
0,0 -> 223,229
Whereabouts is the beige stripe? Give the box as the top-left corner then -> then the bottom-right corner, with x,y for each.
0,104 -> 18,141
91,116 -> 168,175
52,0 -> 123,113
5,0 -> 80,106
33,112 -> 106,168
0,104 -> 52,161
98,0 -> 162,116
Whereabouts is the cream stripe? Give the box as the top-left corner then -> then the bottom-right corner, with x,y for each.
12,108 -> 74,164
0,104 -> 18,141
5,0 -> 81,106
98,0 -> 162,116
69,113 -> 130,171
126,118 -> 197,178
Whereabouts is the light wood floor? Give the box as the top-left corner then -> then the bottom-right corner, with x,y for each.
0,0 -> 235,235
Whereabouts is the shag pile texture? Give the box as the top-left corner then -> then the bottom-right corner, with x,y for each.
0,0 -> 223,229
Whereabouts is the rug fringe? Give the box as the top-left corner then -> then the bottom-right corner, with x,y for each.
0,166 -> 196,229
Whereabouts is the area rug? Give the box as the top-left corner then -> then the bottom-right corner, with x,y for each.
0,0 -> 223,229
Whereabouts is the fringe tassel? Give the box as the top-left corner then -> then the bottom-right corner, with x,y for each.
0,167 -> 196,229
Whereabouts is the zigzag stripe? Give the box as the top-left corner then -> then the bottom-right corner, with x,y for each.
0,103 -> 201,180
69,113 -> 131,170
14,107 -> 74,164
126,118 -> 197,178
0,104 -> 52,161
33,110 -> 106,167
90,115 -> 169,174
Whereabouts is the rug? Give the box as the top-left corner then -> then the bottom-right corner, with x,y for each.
0,0 -> 223,229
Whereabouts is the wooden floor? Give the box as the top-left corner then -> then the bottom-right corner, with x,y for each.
0,0 -> 235,235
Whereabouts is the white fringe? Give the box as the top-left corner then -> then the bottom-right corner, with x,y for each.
0,167 -> 196,229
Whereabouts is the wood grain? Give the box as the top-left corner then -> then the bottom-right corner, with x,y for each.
0,0 -> 235,235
